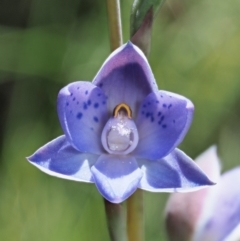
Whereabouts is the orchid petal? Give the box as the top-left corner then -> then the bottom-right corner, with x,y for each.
134,91 -> 194,160
164,146 -> 221,241
224,223 -> 240,241
195,145 -> 221,183
138,149 -> 214,192
57,81 -> 108,154
91,154 -> 143,203
194,167 -> 240,241
27,136 -> 98,183
92,42 -> 158,117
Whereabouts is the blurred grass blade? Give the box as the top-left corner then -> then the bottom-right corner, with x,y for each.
130,7 -> 153,56
130,0 -> 165,56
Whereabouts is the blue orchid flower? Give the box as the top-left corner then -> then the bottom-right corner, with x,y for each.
165,146 -> 240,241
28,42 -> 213,203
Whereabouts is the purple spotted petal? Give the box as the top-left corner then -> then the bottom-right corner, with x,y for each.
138,149 -> 214,192
27,135 -> 98,182
91,154 -> 143,203
57,81 -> 108,154
194,167 -> 240,241
134,91 -> 194,160
92,42 -> 158,117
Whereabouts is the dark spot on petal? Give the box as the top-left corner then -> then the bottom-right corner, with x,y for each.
93,116 -> 99,122
143,104 -> 146,108
161,95 -> 163,98
146,112 -> 151,118
173,120 -> 176,123
77,112 -> 82,119
77,87 -> 80,90
85,90 -> 88,95
77,101 -> 79,105
156,100 -> 159,104
142,111 -> 145,115
73,97 -> 76,101
70,93 -> 73,96
102,101 -> 106,105
158,112 -> 161,116
148,102 -> 151,105
94,103 -> 99,108
66,102 -> 69,106
168,104 -> 172,109
158,115 -> 165,125
90,127 -> 94,131
151,116 -> 154,122
87,100 -> 91,105
163,104 -> 167,108
99,83 -> 103,87
98,93 -> 101,97
83,102 -> 88,110
162,124 -> 167,128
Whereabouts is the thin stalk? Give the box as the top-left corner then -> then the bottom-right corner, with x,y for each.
106,0 -> 123,51
104,1 -> 125,241
104,199 -> 128,241
127,189 -> 144,241
104,0 -> 125,240
105,2 -> 145,241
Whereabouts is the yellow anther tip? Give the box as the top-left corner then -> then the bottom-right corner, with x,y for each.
113,103 -> 132,118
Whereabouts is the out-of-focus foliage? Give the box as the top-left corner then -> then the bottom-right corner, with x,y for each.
0,0 -> 239,240
130,0 -> 165,36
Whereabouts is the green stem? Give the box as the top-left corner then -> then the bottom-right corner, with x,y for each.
105,2 -> 145,241
127,189 -> 144,241
104,1 -> 126,241
104,199 -> 128,241
106,0 -> 123,51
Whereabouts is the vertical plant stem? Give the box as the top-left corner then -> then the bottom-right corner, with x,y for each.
127,189 -> 144,241
105,2 -> 145,241
106,0 -> 123,51
104,199 -> 128,241
104,1 -> 126,241
104,1 -> 126,240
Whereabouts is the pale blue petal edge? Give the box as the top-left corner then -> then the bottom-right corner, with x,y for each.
138,148 -> 214,192
27,135 -> 98,183
91,154 -> 143,203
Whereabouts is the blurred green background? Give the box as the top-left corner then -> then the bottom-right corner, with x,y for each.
0,0 -> 240,240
